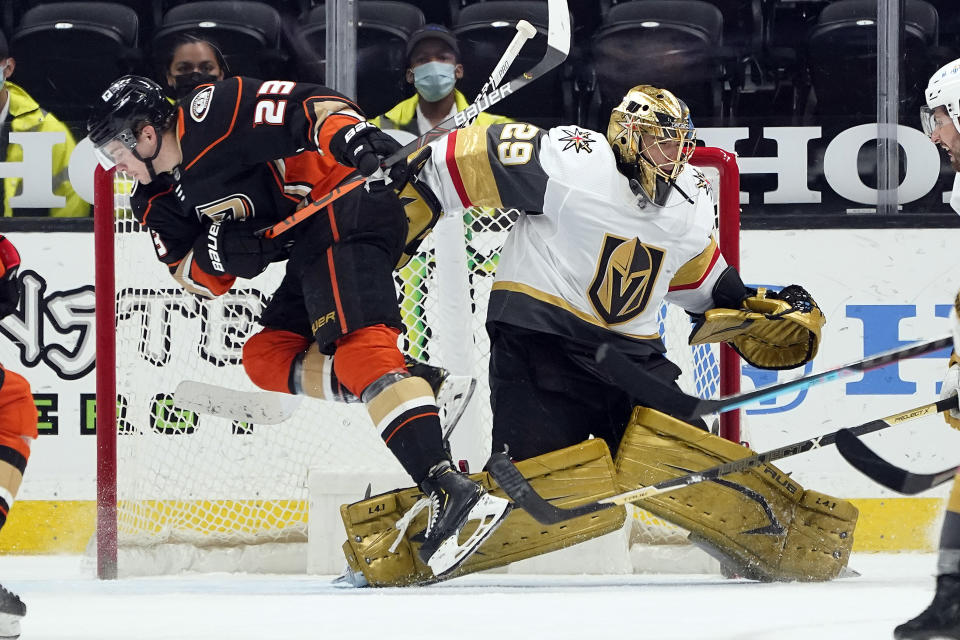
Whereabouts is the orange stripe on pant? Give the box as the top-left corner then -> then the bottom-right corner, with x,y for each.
242,329 -> 310,394
0,370 -> 37,461
333,324 -> 406,398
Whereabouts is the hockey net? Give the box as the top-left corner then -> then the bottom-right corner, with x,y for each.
93,147 -> 741,577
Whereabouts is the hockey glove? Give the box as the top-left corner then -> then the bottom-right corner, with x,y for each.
689,284 -> 824,369
194,221 -> 291,280
0,236 -> 22,318
942,354 -> 960,430
329,121 -> 404,180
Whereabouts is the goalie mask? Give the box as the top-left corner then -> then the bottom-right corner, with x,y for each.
87,75 -> 176,177
921,58 -> 960,138
607,85 -> 696,207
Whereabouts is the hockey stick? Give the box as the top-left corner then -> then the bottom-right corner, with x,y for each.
487,400 -> 948,525
835,396 -> 959,494
173,381 -> 302,425
258,2 -> 570,240
467,19 -> 537,124
595,336 -> 953,420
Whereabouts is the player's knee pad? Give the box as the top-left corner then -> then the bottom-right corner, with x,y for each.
615,407 -> 857,582
332,324 -> 405,397
242,329 -> 309,394
340,438 -> 626,586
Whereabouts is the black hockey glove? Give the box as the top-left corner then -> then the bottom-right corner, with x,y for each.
0,236 -> 21,319
329,121 -> 404,180
195,222 -> 292,280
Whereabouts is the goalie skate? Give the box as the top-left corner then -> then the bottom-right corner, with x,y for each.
0,584 -> 25,640
414,461 -> 511,577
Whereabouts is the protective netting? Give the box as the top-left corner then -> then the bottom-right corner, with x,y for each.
109,162 -> 731,570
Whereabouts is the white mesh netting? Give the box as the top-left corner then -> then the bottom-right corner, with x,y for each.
107,161 -> 733,573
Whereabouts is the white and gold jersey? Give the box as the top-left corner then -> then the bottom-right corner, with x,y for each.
419,123 -> 728,356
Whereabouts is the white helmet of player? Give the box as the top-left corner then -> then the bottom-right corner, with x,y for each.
607,85 -> 696,207
921,57 -> 960,138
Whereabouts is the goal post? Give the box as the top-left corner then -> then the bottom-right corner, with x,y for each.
94,149 -> 741,578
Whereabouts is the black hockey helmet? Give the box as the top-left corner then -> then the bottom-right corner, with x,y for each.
87,75 -> 176,169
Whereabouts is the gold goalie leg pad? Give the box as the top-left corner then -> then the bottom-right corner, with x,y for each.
615,407 -> 858,582
340,438 -> 626,587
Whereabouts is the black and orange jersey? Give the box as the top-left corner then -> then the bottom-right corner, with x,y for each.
130,76 -> 363,297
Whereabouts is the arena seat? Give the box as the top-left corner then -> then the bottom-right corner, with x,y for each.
153,1 -> 287,80
805,0 -> 938,119
10,2 -> 142,133
291,1 -> 425,118
12,0 -> 159,45
588,0 -> 726,128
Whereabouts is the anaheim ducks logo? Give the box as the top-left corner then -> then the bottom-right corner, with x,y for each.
190,86 -> 215,122
588,234 -> 665,325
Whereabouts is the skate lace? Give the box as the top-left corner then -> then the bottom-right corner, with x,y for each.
388,496 -> 434,554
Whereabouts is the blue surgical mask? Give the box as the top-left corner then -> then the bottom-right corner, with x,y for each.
0,62 -> 7,92
413,61 -> 456,102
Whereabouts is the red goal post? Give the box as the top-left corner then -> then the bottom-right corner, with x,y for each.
93,147 -> 741,579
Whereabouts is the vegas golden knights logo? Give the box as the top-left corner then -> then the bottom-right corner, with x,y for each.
588,234 -> 665,325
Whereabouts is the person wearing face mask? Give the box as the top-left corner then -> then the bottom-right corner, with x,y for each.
371,24 -> 513,363
0,29 -> 88,217
128,34 -> 231,237
370,24 -> 512,134
159,32 -> 229,101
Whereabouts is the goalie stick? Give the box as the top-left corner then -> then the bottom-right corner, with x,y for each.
595,336 -> 953,419
486,399 -> 949,525
259,5 -> 570,240
835,396 -> 960,494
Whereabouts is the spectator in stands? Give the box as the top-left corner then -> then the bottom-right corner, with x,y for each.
370,24 -> 513,360
370,23 -> 512,134
157,32 -> 229,100
0,30 -> 88,217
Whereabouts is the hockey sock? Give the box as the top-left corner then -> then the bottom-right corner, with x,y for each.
937,476 -> 960,574
365,374 -> 447,486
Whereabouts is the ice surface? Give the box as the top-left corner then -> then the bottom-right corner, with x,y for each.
0,553 -> 942,639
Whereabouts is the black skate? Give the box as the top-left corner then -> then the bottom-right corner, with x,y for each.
896,574 -> 960,639
0,584 -> 25,640
415,461 -> 511,578
406,360 -> 477,440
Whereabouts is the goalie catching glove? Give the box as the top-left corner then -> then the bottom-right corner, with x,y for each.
689,284 -> 825,369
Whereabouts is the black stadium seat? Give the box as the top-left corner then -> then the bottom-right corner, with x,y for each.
15,0 -> 161,46
589,0 -> 725,126
292,2 -> 426,118
153,1 -> 287,80
10,2 -> 141,132
453,1 -> 573,126
805,0 -> 938,119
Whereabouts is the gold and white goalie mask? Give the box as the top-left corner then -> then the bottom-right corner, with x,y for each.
607,85 -> 697,207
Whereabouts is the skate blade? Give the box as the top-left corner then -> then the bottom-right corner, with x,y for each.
439,376 -> 477,442
427,493 -> 512,578
0,612 -> 21,639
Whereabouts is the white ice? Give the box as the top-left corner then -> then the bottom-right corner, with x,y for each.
0,552 -> 942,640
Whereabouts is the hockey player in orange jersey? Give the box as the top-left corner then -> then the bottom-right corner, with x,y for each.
87,75 -> 509,579
0,236 -> 37,639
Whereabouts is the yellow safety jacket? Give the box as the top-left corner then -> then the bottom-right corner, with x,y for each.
370,90 -> 513,134
2,82 -> 88,217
